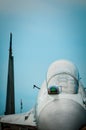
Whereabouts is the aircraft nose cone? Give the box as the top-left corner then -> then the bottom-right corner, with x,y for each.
38,99 -> 86,130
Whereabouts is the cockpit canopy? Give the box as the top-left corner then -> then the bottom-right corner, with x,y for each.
48,86 -> 60,94
47,60 -> 79,94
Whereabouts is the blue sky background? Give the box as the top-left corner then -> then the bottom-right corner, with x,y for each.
0,0 -> 86,115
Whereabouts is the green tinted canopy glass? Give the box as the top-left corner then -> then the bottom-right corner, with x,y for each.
48,86 -> 59,94
50,87 -> 57,92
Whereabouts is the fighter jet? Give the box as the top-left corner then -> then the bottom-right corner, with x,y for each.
0,60 -> 86,130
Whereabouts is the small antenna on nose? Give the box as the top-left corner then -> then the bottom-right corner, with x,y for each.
33,85 -> 40,90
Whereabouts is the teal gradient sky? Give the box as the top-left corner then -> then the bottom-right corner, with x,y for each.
0,0 -> 86,115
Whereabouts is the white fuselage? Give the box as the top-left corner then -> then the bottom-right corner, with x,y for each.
35,81 -> 86,130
